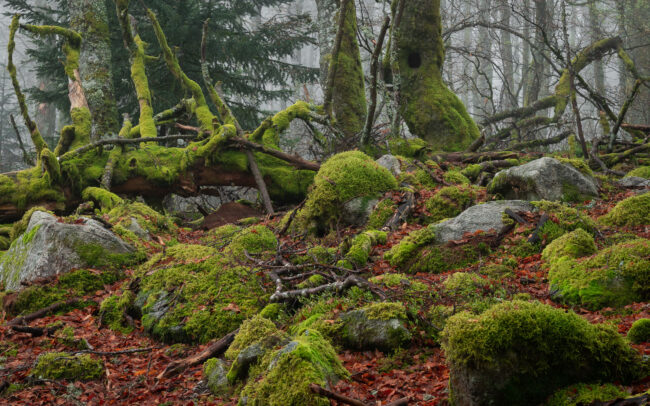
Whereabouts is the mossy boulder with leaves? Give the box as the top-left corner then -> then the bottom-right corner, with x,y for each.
293,151 -> 397,234
442,300 -> 642,405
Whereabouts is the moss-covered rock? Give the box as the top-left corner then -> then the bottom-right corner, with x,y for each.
99,291 -> 136,334
239,329 -> 349,405
546,238 -> 650,309
531,200 -> 596,242
442,272 -> 490,300
424,186 -> 478,223
339,302 -> 411,352
343,230 -> 386,267
627,318 -> 650,344
294,151 -> 397,234
545,383 -> 626,406
442,300 -> 642,405
541,228 -> 597,263
598,193 -> 650,227
30,352 -> 104,381
135,234 -> 274,343
225,315 -> 282,360
367,199 -> 397,230
625,166 -> 650,179
203,358 -> 230,396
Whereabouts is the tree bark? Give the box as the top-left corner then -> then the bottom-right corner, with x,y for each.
69,0 -> 120,139
392,0 -> 480,151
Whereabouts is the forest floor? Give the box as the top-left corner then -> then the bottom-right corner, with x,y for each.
0,174 -> 649,405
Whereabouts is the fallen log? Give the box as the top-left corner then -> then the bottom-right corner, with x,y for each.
7,298 -> 83,327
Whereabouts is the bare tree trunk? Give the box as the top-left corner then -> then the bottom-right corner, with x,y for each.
525,0 -> 547,107
588,0 -> 605,95
474,0 -> 494,116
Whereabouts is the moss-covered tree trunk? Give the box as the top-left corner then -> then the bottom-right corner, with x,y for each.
392,0 -> 479,151
323,0 -> 367,142
69,0 -> 120,139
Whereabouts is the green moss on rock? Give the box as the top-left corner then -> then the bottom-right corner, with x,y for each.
30,352 -> 104,381
442,300 -> 642,405
546,383 -> 626,406
239,329 -> 349,405
541,228 -> 597,263
225,315 -> 280,360
625,166 -> 650,179
99,291 -> 135,334
627,318 -> 650,344
424,186 -> 478,223
598,193 -> 650,227
367,199 -> 397,230
546,239 -> 650,309
295,151 -> 397,234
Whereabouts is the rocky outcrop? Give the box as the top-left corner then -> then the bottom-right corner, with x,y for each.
340,303 -> 411,352
488,157 -> 598,202
0,211 -> 134,291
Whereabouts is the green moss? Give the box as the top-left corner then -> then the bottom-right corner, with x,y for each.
388,138 -> 429,158
362,302 -> 407,321
239,329 -> 349,405
443,272 -> 490,300
327,0 -> 366,138
31,352 -> 103,381
74,243 -> 139,269
81,187 -> 123,211
224,225 -> 277,261
4,268 -> 121,316
259,303 -> 285,321
442,300 -> 641,405
627,318 -> 650,344
384,225 -> 437,268
625,166 -> 650,179
598,193 -> 650,227
546,383 -> 626,406
541,229 -> 597,263
367,199 -> 397,229
461,164 -> 483,181
443,170 -> 471,185
295,151 -> 397,233
557,158 -> 594,177
345,230 -> 386,267
424,186 -> 478,223
99,291 -> 135,334
225,315 -> 280,360
479,263 -> 515,279
531,201 -> 596,242
137,243 -> 270,344
547,239 -> 650,310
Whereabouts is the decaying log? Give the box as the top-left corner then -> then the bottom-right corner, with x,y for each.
309,384 -> 367,406
7,298 -> 82,327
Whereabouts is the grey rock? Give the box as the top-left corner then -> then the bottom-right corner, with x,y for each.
488,157 -> 598,201
617,176 -> 650,189
376,154 -> 402,176
342,197 -> 379,227
0,212 -> 134,291
204,358 -> 229,395
340,309 -> 411,352
434,200 -> 535,243
228,343 -> 265,382
126,217 -> 150,241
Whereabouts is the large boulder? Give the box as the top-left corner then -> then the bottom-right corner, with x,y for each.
488,157 -> 598,202
434,200 -> 535,243
0,211 -> 134,291
442,301 -> 642,406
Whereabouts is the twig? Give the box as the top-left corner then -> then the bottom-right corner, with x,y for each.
528,213 -> 549,244
11,324 -> 62,337
59,134 -> 198,161
270,275 -> 381,302
279,200 -> 305,235
383,192 -> 415,231
72,347 -> 161,356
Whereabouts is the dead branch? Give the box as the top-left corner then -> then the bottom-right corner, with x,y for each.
608,79 -> 642,151
278,200 -> 306,235
528,213 -> 549,244
9,114 -> 34,166
7,298 -> 83,327
229,137 -> 321,171
383,192 -> 415,231
59,134 -> 198,162
269,275 -> 377,302
158,329 -> 238,379
11,324 -> 63,337
245,150 -> 274,214
72,347 -> 160,356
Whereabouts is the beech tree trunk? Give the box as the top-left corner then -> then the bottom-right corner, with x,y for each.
392,0 -> 480,151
